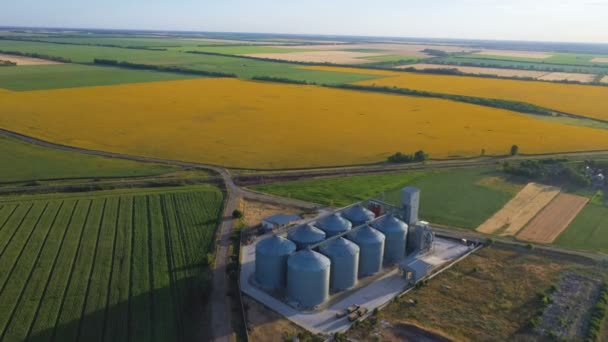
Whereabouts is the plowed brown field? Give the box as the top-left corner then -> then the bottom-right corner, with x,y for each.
517,193 -> 589,243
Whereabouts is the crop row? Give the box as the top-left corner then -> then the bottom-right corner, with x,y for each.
0,187 -> 223,342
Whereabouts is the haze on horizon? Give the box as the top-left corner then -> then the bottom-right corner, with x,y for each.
2,0 -> 608,44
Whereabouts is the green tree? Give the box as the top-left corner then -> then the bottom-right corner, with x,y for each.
510,145 -> 519,156
232,209 -> 244,219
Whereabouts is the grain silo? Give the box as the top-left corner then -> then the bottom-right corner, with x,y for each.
255,235 -> 296,290
348,225 -> 385,277
402,187 -> 420,225
287,223 -> 326,250
286,249 -> 331,308
316,213 -> 352,237
342,204 -> 376,226
372,214 -> 408,263
319,237 -> 360,291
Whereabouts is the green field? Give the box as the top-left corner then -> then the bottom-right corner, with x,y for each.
0,185 -> 223,342
253,168 -> 519,229
555,200 -> 608,254
0,40 -> 383,87
0,64 -> 201,91
0,134 -> 177,183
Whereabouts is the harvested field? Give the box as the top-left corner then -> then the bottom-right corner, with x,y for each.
537,72 -> 596,83
476,183 -> 560,235
304,66 -> 608,121
517,193 -> 589,243
399,63 -> 547,78
246,50 -> 380,64
474,50 -> 553,59
0,53 -> 62,65
4,79 -> 608,169
591,57 -> 608,63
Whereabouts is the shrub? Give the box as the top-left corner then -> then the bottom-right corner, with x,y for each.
232,209 -> 244,219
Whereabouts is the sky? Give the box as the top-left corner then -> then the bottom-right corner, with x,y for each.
2,0 -> 608,43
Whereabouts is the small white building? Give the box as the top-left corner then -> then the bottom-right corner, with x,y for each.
261,214 -> 301,232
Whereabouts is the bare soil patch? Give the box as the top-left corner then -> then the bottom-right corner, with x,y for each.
600,75 -> 608,84
536,273 -> 602,339
591,57 -> 608,63
0,53 -> 62,65
477,182 -> 560,235
517,193 -> 589,243
475,49 -> 553,59
245,50 -> 381,64
347,246 -> 593,341
399,63 -> 547,78
538,72 -> 596,83
243,295 -> 305,342
239,198 -> 302,227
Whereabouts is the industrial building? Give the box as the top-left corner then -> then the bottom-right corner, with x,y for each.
251,186 -> 438,310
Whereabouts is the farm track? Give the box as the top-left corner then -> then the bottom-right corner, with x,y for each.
1,128 -> 608,341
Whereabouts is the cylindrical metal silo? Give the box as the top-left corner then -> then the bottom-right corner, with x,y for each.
319,237 -> 359,291
286,249 -> 330,308
316,213 -> 352,237
342,204 -> 376,226
372,214 -> 408,263
255,235 -> 296,290
348,225 -> 385,277
287,223 -> 326,250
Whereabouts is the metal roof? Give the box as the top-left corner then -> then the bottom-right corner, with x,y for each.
263,214 -> 302,226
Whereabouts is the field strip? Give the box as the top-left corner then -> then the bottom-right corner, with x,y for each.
476,183 -> 560,235
104,196 -> 134,342
3,201 -> 76,341
53,200 -> 105,341
0,201 -> 61,338
517,193 -> 589,243
0,204 -> 35,257
27,200 -> 90,341
78,197 -> 119,341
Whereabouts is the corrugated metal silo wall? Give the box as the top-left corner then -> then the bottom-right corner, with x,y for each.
287,252 -> 330,308
255,252 -> 290,289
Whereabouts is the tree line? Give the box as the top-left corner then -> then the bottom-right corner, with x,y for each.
0,49 -> 71,63
93,59 -> 237,77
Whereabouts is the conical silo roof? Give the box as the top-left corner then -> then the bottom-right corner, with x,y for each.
287,249 -> 331,272
373,214 -> 408,233
342,204 -> 375,225
319,237 -> 359,257
256,235 -> 296,256
316,213 -> 352,236
287,224 -> 326,249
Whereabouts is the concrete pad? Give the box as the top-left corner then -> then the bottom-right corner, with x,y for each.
240,235 -> 471,335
